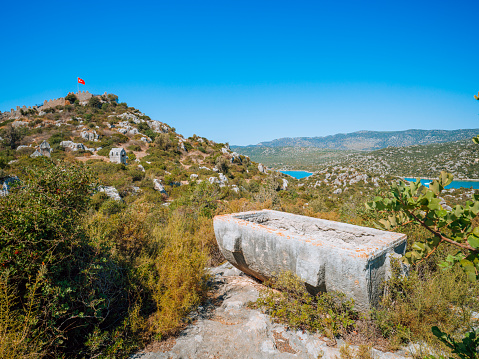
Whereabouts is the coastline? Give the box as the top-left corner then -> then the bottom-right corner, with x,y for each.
402,176 -> 479,182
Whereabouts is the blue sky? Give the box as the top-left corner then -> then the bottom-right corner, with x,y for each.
1,1 -> 478,145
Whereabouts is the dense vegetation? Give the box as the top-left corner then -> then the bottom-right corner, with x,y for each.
0,94 -> 477,358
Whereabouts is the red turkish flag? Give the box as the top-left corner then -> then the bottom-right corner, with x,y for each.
78,77 -> 85,85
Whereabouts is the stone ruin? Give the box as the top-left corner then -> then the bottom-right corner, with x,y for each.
214,209 -> 407,312
109,147 -> 127,164
30,140 -> 51,158
2,91 -> 109,119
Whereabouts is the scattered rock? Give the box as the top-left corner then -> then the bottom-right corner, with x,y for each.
60,141 -> 85,151
99,186 -> 121,201
80,130 -> 99,142
153,179 -> 167,194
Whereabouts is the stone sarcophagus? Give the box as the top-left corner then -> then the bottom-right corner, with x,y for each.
213,210 -> 407,311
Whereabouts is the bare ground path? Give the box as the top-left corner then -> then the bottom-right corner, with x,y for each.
132,263 -> 408,359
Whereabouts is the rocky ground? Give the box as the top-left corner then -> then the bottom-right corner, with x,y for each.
132,263 -> 411,359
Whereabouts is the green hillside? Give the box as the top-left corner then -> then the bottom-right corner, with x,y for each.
1,93 -> 478,358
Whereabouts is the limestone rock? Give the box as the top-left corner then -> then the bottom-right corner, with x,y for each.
12,120 -> 28,128
218,173 -> 228,184
153,179 -> 167,194
117,112 -> 142,124
99,186 -> 121,201
60,141 -> 85,151
258,163 -> 267,174
80,130 -> 99,142
231,152 -> 241,163
133,262 -> 409,359
147,120 -> 169,133
30,149 -> 43,158
208,177 -> 220,185
178,140 -> 186,151
214,210 -> 407,312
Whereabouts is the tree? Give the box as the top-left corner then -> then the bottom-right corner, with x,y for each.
215,155 -> 229,173
88,96 -> 102,109
2,124 -> 23,149
65,93 -> 78,104
154,133 -> 172,150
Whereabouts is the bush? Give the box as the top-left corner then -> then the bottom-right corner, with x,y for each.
128,144 -> 142,152
65,93 -> 78,104
215,156 -> 229,173
49,131 -> 70,145
0,162 -> 109,355
251,271 -> 358,339
88,97 -> 102,109
100,198 -> 126,215
154,133 -> 172,150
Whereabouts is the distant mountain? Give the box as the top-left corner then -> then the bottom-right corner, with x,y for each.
237,129 -> 479,151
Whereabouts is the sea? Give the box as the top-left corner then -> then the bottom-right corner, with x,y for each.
279,170 -> 313,179
279,171 -> 479,190
404,178 -> 479,190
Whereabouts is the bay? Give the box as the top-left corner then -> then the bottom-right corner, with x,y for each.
404,178 -> 479,190
280,170 -> 313,179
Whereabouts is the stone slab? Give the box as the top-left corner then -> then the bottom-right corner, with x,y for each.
213,210 -> 407,311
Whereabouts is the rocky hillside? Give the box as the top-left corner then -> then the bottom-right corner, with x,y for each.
236,128 -> 479,151
323,139 -> 479,179
1,93 -> 477,359
233,139 -> 479,179
0,92 -> 275,202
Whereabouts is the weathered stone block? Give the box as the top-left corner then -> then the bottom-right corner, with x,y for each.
214,210 -> 407,311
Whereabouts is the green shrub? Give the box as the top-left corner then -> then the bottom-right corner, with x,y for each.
88,97 -> 102,109
97,146 -> 112,157
251,271 -> 358,338
154,133 -> 172,150
215,156 -> 229,173
0,162 -> 117,355
128,144 -> 142,152
65,93 -> 77,104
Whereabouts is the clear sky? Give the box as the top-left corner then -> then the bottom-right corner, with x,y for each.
1,1 -> 478,145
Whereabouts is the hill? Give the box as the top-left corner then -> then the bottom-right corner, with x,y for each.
0,91 -> 272,200
235,128 -> 479,151
234,139 -> 479,179
1,92 -> 477,358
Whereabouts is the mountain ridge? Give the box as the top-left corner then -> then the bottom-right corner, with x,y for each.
235,128 -> 479,151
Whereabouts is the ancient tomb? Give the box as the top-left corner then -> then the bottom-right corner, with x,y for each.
213,210 -> 407,311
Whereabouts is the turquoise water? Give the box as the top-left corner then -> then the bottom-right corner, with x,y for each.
280,170 -> 313,179
404,178 -> 479,190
